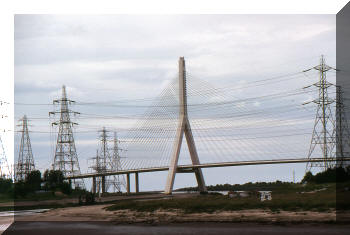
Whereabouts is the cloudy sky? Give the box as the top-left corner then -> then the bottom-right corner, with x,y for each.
14,15 -> 336,191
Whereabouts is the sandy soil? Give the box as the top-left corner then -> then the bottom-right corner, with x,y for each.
14,204 -> 337,224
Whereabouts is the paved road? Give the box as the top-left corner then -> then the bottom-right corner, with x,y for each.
3,222 -> 350,235
0,219 -> 12,235
0,211 -> 13,235
0,209 -> 51,235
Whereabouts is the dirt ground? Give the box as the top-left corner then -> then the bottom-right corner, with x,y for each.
4,192 -> 350,225
14,203 -> 337,224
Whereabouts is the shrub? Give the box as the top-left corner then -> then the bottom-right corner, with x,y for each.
61,181 -> 72,195
25,170 -> 42,192
0,177 -> 12,194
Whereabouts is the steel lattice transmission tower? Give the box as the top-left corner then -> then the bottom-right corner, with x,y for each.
15,115 -> 35,181
90,128 -> 125,193
0,134 -> 11,178
50,85 -> 85,189
304,55 -> 337,171
90,128 -> 109,193
0,101 -> 11,179
110,132 -> 126,192
89,149 -> 103,194
335,86 -> 350,168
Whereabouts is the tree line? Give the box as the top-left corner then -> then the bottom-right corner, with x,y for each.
176,166 -> 350,192
301,166 -> 350,184
0,170 -> 74,198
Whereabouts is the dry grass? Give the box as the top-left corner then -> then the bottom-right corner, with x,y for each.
107,187 -> 337,213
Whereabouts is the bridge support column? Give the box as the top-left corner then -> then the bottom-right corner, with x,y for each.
135,172 -> 139,193
101,176 -> 106,194
126,173 -> 130,194
92,176 -> 96,194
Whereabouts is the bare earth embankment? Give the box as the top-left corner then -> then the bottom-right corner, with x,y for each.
4,191 -> 350,234
15,203 -> 337,224
12,191 -> 345,224
5,182 -> 350,225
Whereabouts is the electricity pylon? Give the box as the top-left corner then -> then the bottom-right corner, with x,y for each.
165,57 -> 207,194
89,149 -> 103,194
304,55 -> 336,171
15,115 -> 35,181
110,132 -> 126,192
0,135 -> 11,179
90,128 -> 109,193
0,102 -> 11,179
90,128 -> 125,193
50,85 -> 85,189
335,86 -> 350,168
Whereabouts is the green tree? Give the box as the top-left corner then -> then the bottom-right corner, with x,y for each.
61,181 -> 72,195
14,180 -> 29,198
43,169 -> 64,191
301,167 -> 350,184
43,169 -> 72,194
301,171 -> 314,184
0,177 -> 13,194
25,170 -> 42,192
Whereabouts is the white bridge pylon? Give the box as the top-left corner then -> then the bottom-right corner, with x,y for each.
164,57 -> 207,194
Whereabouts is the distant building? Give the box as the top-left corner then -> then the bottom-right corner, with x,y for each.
259,191 -> 272,201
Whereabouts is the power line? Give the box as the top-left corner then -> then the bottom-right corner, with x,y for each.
13,70 -> 318,107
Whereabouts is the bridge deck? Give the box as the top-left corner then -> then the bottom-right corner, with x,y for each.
66,157 -> 348,180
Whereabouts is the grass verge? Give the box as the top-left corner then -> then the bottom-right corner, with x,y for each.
106,189 -> 338,213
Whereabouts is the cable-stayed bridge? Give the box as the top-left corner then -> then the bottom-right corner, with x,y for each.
58,56 -> 348,194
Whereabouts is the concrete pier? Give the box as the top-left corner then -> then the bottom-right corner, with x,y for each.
92,176 -> 96,194
135,172 -> 139,193
101,176 -> 106,194
126,173 -> 130,194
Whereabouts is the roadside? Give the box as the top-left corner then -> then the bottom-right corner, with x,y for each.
1,184 -> 349,225
14,204 -> 338,224
4,222 -> 350,235
8,192 -> 346,225
0,213 -> 12,235
0,192 -> 192,211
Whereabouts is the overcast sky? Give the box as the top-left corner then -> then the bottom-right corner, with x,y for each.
14,15 -> 336,192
